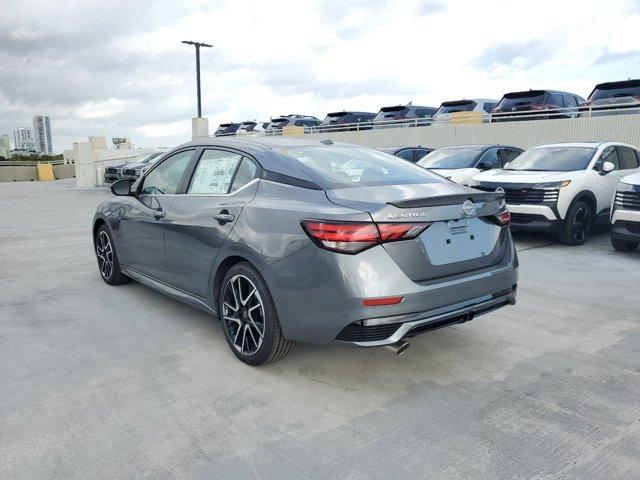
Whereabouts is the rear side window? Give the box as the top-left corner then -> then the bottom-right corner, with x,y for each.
230,158 -> 259,192
413,149 -> 431,161
617,147 -> 640,170
483,102 -> 497,113
188,149 -> 242,194
277,145 -> 442,188
141,150 -> 193,195
548,93 -> 565,107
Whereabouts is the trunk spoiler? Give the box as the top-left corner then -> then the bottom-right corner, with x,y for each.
387,191 -> 504,208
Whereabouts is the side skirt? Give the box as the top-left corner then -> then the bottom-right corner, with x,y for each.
121,266 -> 217,316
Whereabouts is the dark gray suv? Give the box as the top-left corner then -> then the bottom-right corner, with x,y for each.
94,137 -> 518,365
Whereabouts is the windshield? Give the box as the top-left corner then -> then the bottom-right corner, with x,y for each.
417,147 -> 485,169
436,101 -> 476,115
505,147 -> 596,171
276,146 -> 443,188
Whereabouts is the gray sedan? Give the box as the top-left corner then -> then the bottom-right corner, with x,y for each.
93,137 -> 518,365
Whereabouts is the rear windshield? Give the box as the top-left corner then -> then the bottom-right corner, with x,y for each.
497,91 -> 547,109
505,147 -> 596,172
417,146 -> 485,169
276,146 -> 443,188
436,101 -> 476,115
589,80 -> 640,101
374,106 -> 407,120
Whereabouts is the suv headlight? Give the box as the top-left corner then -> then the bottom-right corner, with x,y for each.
616,182 -> 636,193
533,180 -> 571,189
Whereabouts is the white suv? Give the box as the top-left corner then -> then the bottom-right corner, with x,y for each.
610,172 -> 640,251
471,142 -> 640,245
433,99 -> 499,123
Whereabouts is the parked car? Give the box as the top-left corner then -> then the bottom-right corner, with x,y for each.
320,111 -> 376,131
95,137 -> 518,365
214,123 -> 242,136
492,90 -> 585,122
580,79 -> 640,116
103,162 -> 128,184
236,121 -> 265,135
471,142 -> 640,245
433,99 -> 499,123
264,115 -> 321,133
610,172 -> 640,251
378,146 -> 433,163
417,145 -> 523,185
120,151 -> 167,182
372,104 -> 438,128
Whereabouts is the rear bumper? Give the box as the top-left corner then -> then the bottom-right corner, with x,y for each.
336,286 -> 516,347
261,235 -> 518,346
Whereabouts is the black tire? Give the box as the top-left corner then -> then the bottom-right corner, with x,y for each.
559,200 -> 593,246
95,224 -> 130,285
611,235 -> 639,252
219,262 -> 293,366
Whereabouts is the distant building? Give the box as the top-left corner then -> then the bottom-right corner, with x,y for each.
13,127 -> 33,151
0,134 -> 10,158
32,115 -> 53,154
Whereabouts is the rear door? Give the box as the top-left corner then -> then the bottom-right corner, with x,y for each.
117,149 -> 195,281
594,147 -> 625,213
164,149 -> 260,297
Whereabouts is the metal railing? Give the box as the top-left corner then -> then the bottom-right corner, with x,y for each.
210,102 -> 640,137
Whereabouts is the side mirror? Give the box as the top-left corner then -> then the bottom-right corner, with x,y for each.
478,161 -> 493,171
602,161 -> 615,174
111,179 -> 133,196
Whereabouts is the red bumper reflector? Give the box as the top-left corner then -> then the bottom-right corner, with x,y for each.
362,296 -> 404,307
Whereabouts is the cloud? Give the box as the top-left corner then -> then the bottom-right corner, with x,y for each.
472,40 -> 557,71
0,0 -> 636,152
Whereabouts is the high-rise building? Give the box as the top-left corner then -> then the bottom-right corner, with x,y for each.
0,134 -> 11,158
32,115 -> 53,155
13,127 -> 33,150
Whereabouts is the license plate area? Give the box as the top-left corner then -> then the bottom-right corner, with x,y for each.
420,218 -> 500,266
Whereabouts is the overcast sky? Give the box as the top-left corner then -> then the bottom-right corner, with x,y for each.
1,0 -> 639,153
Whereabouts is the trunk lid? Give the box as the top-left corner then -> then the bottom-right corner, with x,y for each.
326,183 -> 508,282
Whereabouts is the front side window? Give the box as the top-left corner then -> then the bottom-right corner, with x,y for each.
597,147 -> 620,171
277,145 -> 442,188
479,148 -> 500,168
396,149 -> 414,161
189,150 -> 242,194
141,150 -> 193,195
616,147 -> 639,170
505,147 -> 596,172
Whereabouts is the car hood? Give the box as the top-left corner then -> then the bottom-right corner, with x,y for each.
621,172 -> 640,185
472,169 -> 573,185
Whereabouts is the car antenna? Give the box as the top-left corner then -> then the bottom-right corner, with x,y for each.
320,139 -> 333,145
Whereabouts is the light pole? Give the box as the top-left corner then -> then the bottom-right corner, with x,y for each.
181,40 -> 212,118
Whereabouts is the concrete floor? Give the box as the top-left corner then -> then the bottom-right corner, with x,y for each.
1,179 -> 639,480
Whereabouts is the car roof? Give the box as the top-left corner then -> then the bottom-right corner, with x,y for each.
434,144 -> 521,150
177,136 -> 359,184
502,89 -> 579,96
440,98 -> 498,105
530,141 -> 639,149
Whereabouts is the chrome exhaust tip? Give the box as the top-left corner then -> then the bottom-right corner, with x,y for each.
383,340 -> 410,356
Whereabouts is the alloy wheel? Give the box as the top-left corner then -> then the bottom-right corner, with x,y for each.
571,205 -> 591,243
96,231 -> 114,280
222,274 -> 265,355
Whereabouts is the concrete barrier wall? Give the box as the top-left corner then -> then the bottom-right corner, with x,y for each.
301,114 -> 640,149
0,166 -> 38,182
53,164 -> 76,179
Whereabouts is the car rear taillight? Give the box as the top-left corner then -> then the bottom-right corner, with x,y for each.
496,210 -> 511,226
301,220 -> 431,254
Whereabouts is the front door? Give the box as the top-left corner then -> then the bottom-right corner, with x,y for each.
117,149 -> 195,282
164,149 -> 261,297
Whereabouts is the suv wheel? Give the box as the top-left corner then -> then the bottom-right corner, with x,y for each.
95,224 -> 129,285
219,262 -> 293,366
559,200 -> 593,246
611,236 -> 639,252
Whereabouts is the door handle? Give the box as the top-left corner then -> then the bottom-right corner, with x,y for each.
153,210 -> 166,220
214,213 -> 235,224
